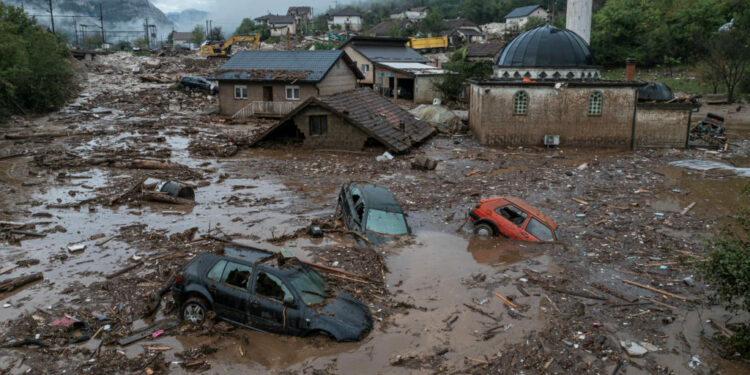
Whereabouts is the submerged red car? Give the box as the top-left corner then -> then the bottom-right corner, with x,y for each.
469,197 -> 558,242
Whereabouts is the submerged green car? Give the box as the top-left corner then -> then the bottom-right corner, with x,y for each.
336,183 -> 410,245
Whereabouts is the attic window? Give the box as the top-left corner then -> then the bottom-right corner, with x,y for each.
513,90 -> 529,115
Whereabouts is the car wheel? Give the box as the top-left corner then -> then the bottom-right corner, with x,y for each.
473,223 -> 495,236
181,297 -> 208,324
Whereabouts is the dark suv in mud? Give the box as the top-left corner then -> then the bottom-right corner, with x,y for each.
337,183 -> 410,245
172,251 -> 372,342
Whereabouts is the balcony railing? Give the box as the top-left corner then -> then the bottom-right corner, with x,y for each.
232,101 -> 297,119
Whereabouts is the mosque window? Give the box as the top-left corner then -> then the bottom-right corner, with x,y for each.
513,91 -> 529,115
588,91 -> 603,115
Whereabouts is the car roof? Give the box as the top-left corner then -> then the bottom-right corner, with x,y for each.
492,196 -> 558,230
196,251 -> 310,277
354,183 -> 403,213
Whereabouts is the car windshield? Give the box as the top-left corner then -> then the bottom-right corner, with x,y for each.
365,209 -> 408,235
526,218 -> 555,242
288,267 -> 329,306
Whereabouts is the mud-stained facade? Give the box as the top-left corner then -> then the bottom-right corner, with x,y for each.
469,81 -> 641,148
634,103 -> 694,148
290,105 -> 370,150
218,83 -> 317,117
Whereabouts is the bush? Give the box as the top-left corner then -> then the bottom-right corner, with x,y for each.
433,48 -> 494,103
698,183 -> 750,358
0,3 -> 73,120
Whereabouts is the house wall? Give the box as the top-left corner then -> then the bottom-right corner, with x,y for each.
291,105 -> 370,150
218,82 -> 317,116
343,47 -> 375,84
316,59 -> 359,95
269,23 -> 296,36
469,83 -> 637,148
331,16 -> 362,31
634,104 -> 692,148
415,76 -> 443,104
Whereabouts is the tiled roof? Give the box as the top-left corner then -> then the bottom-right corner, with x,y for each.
466,42 -> 505,57
505,5 -> 543,19
255,14 -> 294,24
260,89 -> 435,153
443,18 -> 477,30
172,32 -> 193,40
216,50 -> 349,82
333,8 -> 362,17
287,6 -> 311,15
368,20 -> 406,36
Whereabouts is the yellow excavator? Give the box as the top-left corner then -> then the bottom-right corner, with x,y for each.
200,34 -> 260,57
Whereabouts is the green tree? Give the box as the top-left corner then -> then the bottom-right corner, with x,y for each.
0,3 -> 72,120
207,26 -> 223,41
166,30 -> 174,44
702,27 -> 750,103
234,18 -> 270,40
190,25 -> 205,44
433,47 -> 494,102
591,0 -> 661,66
699,183 -> 750,357
521,16 -> 547,31
461,0 -> 497,24
419,8 -> 446,35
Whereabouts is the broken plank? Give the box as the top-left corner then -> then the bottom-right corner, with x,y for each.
463,303 -> 501,322
117,320 -> 178,346
141,192 -> 195,206
622,279 -> 690,301
146,346 -> 172,351
494,292 -> 518,308
108,177 -> 146,205
572,198 -> 589,205
105,262 -> 143,280
709,319 -> 734,338
680,202 -> 696,215
9,230 -> 45,237
186,360 -> 205,368
592,282 -> 639,303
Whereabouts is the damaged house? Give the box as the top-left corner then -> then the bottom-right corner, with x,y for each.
469,24 -> 698,149
340,36 -> 429,88
253,88 -> 435,152
215,50 -> 363,118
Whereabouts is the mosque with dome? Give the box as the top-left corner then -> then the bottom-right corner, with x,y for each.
468,0 -> 697,149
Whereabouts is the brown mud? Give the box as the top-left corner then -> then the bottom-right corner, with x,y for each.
0,51 -> 749,374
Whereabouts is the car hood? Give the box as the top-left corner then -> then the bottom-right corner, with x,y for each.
319,292 -> 372,335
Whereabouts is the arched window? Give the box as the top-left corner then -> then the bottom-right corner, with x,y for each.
588,91 -> 603,115
513,91 -> 529,115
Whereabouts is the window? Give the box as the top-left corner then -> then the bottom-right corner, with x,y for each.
496,205 -> 528,227
207,260 -> 227,281
365,209 -> 408,235
285,85 -> 300,100
513,91 -> 529,115
526,218 -> 555,241
234,85 -> 247,99
220,262 -> 253,289
361,64 -> 370,73
588,90 -> 603,115
309,115 -> 328,135
255,271 -> 294,304
288,268 -> 329,306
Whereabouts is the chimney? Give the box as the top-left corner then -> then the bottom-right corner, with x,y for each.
434,58 -> 439,67
625,57 -> 636,81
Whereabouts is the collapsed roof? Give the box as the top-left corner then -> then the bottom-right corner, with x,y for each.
255,88 -> 436,153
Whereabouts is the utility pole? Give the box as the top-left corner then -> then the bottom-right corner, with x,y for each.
48,0 -> 55,34
99,3 -> 105,44
144,16 -> 150,49
73,18 -> 78,45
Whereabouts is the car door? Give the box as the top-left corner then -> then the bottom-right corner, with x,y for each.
211,261 -> 253,323
347,184 -> 365,232
494,204 -> 529,239
247,267 -> 302,334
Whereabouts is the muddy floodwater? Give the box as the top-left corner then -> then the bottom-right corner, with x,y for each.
1,52 -> 750,374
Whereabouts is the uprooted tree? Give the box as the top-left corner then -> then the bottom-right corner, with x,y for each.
0,3 -> 73,120
698,183 -> 750,358
432,47 -> 494,103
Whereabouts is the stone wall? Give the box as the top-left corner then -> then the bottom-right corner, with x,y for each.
291,105 -> 369,150
469,82 -> 638,148
634,103 -> 693,148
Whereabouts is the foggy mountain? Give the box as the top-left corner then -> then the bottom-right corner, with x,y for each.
3,0 -> 174,42
166,9 -> 209,32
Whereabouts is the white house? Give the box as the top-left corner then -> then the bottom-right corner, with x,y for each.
329,8 -> 363,32
504,5 -> 549,29
255,14 -> 296,37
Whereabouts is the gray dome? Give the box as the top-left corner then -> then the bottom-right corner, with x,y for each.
638,82 -> 675,101
498,25 -> 593,67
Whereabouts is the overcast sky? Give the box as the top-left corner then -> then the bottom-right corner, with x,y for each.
152,0 -> 355,33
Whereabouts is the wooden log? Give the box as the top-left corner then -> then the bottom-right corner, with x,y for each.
592,282 -> 639,303
143,274 -> 176,318
141,192 -> 196,205
105,261 -> 142,279
622,279 -> 690,301
680,202 -> 696,215
462,303 -> 501,322
109,177 -> 147,205
0,273 -> 43,293
9,230 -> 45,237
130,159 -> 178,170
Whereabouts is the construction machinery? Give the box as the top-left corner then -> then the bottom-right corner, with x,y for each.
200,34 -> 260,57
406,36 -> 448,52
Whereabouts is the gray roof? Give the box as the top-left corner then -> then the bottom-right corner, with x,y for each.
172,32 -> 193,41
255,14 -> 294,24
505,5 -> 544,19
333,8 -> 362,17
216,50 -> 349,83
351,45 -> 429,63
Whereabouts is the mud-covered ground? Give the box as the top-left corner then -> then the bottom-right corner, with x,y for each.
1,51 -> 750,374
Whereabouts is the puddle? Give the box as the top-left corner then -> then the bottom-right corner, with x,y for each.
466,236 -> 545,265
